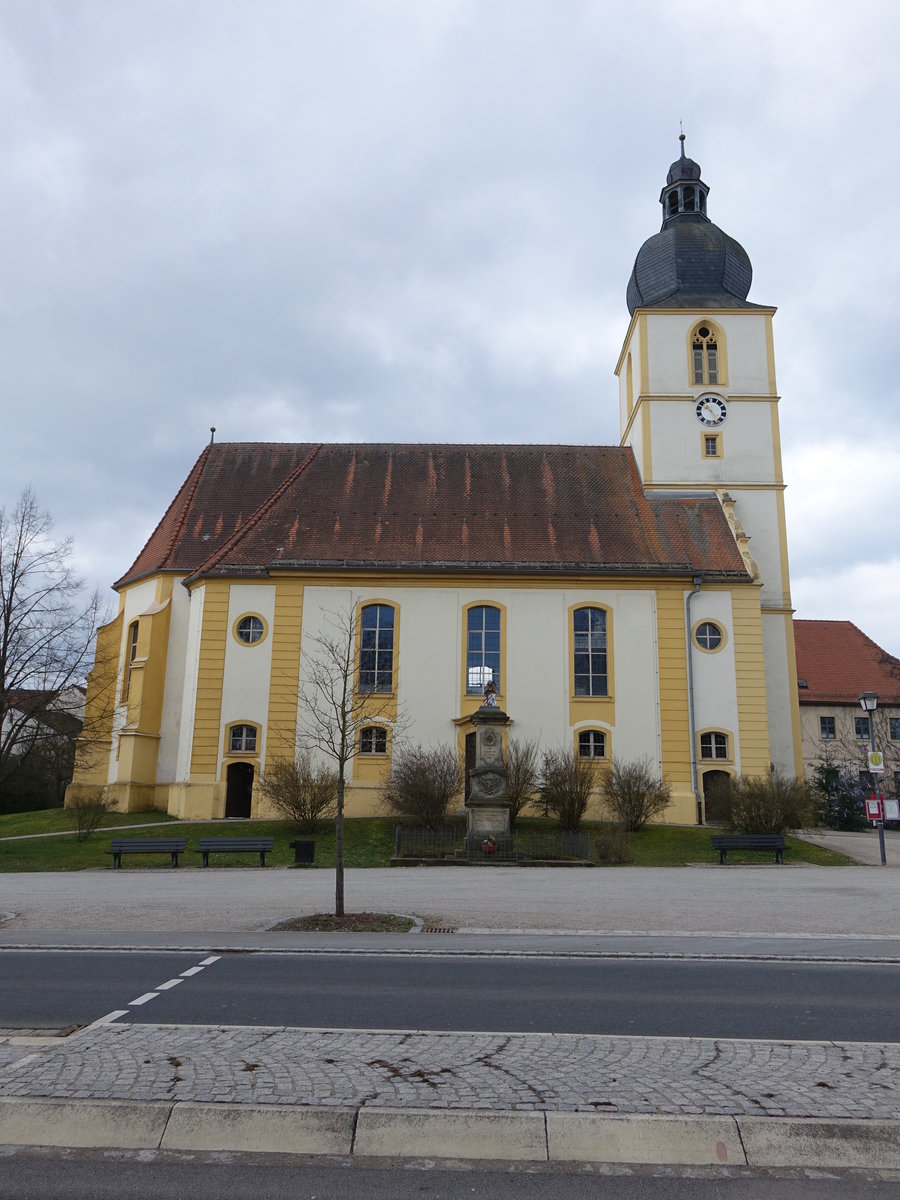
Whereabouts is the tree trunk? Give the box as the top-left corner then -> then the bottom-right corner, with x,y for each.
335,771 -> 345,917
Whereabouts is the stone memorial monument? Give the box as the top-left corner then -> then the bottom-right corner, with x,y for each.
465,682 -> 512,839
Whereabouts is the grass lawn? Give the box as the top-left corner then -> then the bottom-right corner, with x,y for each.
0,808 -> 856,871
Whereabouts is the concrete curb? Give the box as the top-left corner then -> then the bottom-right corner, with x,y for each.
2,1097 -> 899,1168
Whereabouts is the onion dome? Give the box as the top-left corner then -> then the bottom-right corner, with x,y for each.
627,135 -> 754,314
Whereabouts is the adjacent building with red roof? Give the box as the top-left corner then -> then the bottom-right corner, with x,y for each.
795,620 -> 900,795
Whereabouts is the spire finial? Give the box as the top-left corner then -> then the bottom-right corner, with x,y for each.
209,426 -> 216,445
679,122 -> 686,158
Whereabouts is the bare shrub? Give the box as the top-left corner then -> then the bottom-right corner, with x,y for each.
258,753 -> 337,833
538,748 -> 594,832
68,789 -> 114,842
600,758 -> 671,831
505,737 -> 540,828
381,744 -> 463,830
727,770 -> 812,834
594,822 -> 632,864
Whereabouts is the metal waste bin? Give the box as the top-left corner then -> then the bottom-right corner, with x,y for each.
291,840 -> 315,865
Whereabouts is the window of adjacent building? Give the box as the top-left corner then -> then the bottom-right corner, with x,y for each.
695,622 -> 723,651
466,605 -> 501,694
820,716 -> 836,740
360,726 -> 387,755
692,325 -> 719,385
700,732 -> 728,760
578,730 -> 607,759
236,615 -> 265,644
229,724 -> 257,753
122,620 -> 139,702
573,607 -> 608,696
855,717 -> 871,741
890,718 -> 900,741
359,604 -> 394,692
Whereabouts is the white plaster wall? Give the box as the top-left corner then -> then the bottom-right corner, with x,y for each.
762,613 -> 797,775
156,579 -> 190,781
647,400 -> 776,486
296,584 -> 664,764
645,312 -> 771,396
220,584 -> 277,764
689,591 -> 741,771
726,488 -> 785,608
175,587 -> 205,782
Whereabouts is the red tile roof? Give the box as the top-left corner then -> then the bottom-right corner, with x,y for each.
117,442 -> 750,587
794,620 -> 900,705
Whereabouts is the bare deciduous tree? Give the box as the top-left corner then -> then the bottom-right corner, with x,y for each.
381,743 -> 462,829
257,752 -> 337,833
298,603 -> 401,916
505,736 -> 540,828
1,488 -> 106,807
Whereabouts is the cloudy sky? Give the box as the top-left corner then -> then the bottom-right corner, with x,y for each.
2,0 -> 899,656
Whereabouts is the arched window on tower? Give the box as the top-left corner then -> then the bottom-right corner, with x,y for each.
691,325 -> 719,385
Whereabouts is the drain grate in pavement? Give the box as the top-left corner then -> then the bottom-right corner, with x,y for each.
420,925 -> 457,934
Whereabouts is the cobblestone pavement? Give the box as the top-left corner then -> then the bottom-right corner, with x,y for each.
1,1023 -> 897,1120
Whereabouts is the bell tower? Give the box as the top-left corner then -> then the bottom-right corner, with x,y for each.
616,137 -> 802,778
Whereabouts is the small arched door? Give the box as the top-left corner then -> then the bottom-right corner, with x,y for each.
225,762 -> 254,818
702,769 -> 731,824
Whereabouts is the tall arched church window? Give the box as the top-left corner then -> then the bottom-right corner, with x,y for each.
692,324 -> 719,385
360,604 -> 395,692
466,605 -> 501,694
573,607 -> 608,697
123,620 -> 139,702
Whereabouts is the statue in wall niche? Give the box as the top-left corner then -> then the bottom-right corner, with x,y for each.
481,679 -> 498,707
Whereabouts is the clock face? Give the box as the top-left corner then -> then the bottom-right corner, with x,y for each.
695,395 -> 727,426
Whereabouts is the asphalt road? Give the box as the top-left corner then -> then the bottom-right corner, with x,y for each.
2,949 -> 899,1041
0,1149 -> 895,1200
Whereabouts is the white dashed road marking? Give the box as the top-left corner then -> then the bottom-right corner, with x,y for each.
180,966 -> 204,977
156,979 -> 183,991
129,992 -> 159,1006
114,953 -> 222,1016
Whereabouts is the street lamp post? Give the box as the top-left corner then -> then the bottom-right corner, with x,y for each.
859,690 -> 887,866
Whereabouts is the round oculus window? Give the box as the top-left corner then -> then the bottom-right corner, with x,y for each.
236,615 -> 265,644
695,621 -> 723,651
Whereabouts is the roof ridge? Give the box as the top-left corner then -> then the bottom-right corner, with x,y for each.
184,443 -> 324,583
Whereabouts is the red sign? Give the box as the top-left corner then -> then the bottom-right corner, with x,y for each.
866,794 -> 885,821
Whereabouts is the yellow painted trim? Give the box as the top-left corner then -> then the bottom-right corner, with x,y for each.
352,722 -> 394,786
782,613 -> 805,777
354,597 -> 400,723
189,580 -> 230,779
769,400 -> 784,487
696,726 -> 734,766
701,431 -> 723,460
614,311 -> 640,376
231,611 -> 269,647
690,617 -> 729,655
656,587 -> 692,789
643,481 -> 786,493
775,490 -> 793,609
567,602 -> 616,728
730,589 -> 772,777
264,579 -> 304,768
459,600 -> 507,715
685,319 -> 729,388
640,399 -> 653,483
223,719 -> 262,762
630,305 -> 778,317
626,353 -> 634,419
70,611 -> 123,791
765,312 -> 778,395
638,315 -> 649,403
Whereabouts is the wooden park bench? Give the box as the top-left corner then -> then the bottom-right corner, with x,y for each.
109,838 -> 187,869
710,833 -> 786,865
196,837 -> 274,867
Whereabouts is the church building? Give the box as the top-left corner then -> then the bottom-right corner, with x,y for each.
70,140 -> 803,824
